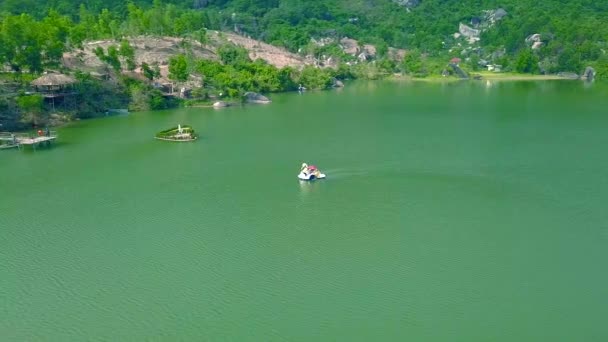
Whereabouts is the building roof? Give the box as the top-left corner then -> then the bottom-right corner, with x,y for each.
31,73 -> 76,86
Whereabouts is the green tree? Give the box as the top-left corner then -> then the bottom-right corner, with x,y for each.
594,54 -> 608,80
217,44 -> 251,65
514,49 -> 540,74
141,62 -> 155,80
297,65 -> 332,90
402,51 -> 424,76
119,40 -> 136,71
16,94 -> 45,125
169,54 -> 189,81
95,45 -> 122,72
0,14 -> 44,72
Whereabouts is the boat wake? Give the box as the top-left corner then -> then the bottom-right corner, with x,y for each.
322,162 -> 405,179
321,169 -> 369,179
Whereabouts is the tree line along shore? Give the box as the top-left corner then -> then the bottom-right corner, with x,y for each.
1,1 -> 606,131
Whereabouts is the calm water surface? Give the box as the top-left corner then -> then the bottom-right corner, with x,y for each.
2,80 -> 608,341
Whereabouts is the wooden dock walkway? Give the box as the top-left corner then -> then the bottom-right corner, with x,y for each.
0,131 -> 58,150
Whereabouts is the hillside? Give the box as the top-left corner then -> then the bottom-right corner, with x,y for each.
1,0 -> 607,75
0,0 -> 608,73
1,0 -> 607,131
62,32 -> 308,77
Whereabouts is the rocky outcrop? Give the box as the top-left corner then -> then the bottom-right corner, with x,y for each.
525,34 -> 543,49
459,23 -> 480,38
63,32 -> 310,80
388,47 -> 407,61
331,78 -> 344,88
525,34 -> 541,43
452,8 -> 507,46
340,38 -> 360,55
339,38 -> 382,61
582,67 -> 596,81
213,101 -> 229,108
310,37 -> 335,47
531,42 -> 543,49
362,44 -> 377,58
458,23 -> 481,44
244,92 -> 271,104
392,0 -> 420,7
484,8 -> 508,24
219,32 -> 308,69
63,36 -> 217,74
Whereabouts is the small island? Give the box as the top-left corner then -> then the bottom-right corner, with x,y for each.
155,125 -> 197,142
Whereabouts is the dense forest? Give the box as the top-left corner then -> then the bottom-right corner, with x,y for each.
1,0 -> 607,130
2,0 -> 607,67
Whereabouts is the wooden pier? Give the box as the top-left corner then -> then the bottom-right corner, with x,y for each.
0,131 -> 58,150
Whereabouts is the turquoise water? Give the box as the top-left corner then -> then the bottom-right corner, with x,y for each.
2,80 -> 608,341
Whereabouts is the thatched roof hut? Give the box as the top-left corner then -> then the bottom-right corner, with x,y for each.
31,73 -> 76,87
31,73 -> 77,94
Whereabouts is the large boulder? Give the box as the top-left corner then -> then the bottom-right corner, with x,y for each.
459,23 -> 480,38
362,44 -> 377,58
357,52 -> 369,62
331,78 -> 344,88
388,47 -> 407,61
531,42 -> 543,49
582,67 -> 596,81
213,101 -> 229,108
244,92 -> 271,104
340,38 -> 360,55
486,8 -> 508,23
525,34 -> 543,49
525,34 -> 542,43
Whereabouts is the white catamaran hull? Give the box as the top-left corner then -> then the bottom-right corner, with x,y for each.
298,172 -> 326,181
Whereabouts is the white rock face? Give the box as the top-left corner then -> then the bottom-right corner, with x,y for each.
459,23 -> 481,38
526,34 -> 542,43
392,0 -> 420,7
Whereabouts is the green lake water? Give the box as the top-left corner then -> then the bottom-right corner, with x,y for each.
2,80 -> 608,341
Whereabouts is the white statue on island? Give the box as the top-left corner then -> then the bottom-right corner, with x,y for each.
155,124 -> 197,142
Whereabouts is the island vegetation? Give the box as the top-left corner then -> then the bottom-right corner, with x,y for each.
1,0 -> 607,131
155,125 -> 197,142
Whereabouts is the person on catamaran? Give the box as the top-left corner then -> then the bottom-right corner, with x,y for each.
298,162 -> 325,180
308,165 -> 320,177
301,163 -> 319,177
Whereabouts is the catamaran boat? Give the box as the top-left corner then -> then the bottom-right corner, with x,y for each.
298,163 -> 326,181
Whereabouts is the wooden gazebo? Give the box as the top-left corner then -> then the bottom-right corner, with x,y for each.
31,73 -> 78,111
31,73 -> 77,95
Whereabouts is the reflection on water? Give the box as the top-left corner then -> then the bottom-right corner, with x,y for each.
298,179 -> 315,194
